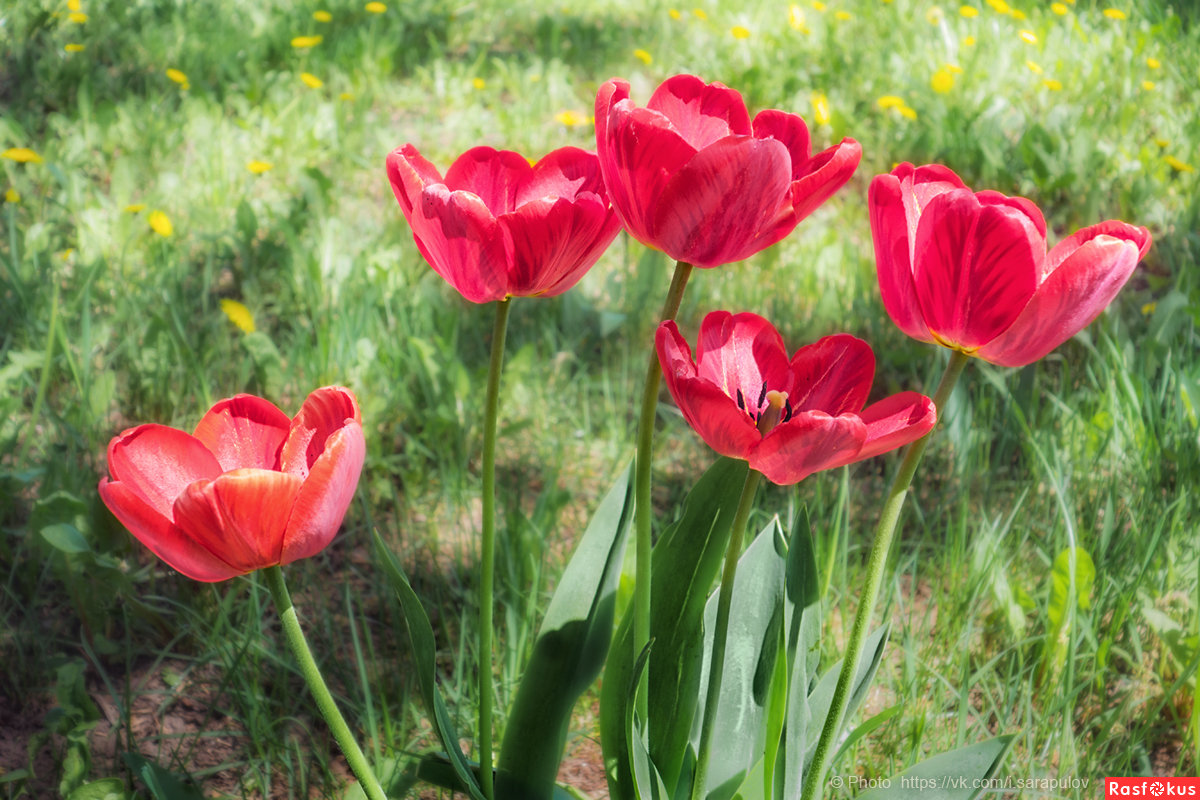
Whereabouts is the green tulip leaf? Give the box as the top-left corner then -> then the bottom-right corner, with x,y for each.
1043,547 -> 1095,682
852,736 -> 1015,800
497,463 -> 634,800
373,531 -> 486,800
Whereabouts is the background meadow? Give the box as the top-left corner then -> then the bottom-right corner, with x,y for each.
1,0 -> 1198,797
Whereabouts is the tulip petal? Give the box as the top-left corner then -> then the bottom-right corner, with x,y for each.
692,312 -> 790,414
976,228 -> 1147,367
173,469 -> 303,573
749,412 -> 866,486
646,74 -> 752,147
855,392 -> 937,460
193,394 -> 291,472
752,109 -> 811,175
406,183 -> 511,302
650,135 -> 792,266
520,146 -> 608,206
99,478 -> 241,582
282,420 -> 366,564
386,145 -> 444,217
280,386 -> 363,478
106,424 -> 223,518
444,146 -> 533,216
786,334 -> 875,415
869,173 -> 934,342
782,137 -> 862,225
913,190 -> 1042,351
501,194 -> 620,297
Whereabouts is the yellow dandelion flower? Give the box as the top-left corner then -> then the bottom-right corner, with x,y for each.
65,43 -> 85,52
964,35 -> 976,45
1141,301 -> 1157,316
1165,155 -> 1194,172
471,77 -> 485,90
811,91 -> 831,125
247,160 -> 273,174
1103,8 -> 1126,19
1025,60 -> 1043,74
788,5 -> 808,30
985,0 -> 1010,12
1050,2 -> 1068,13
1019,29 -> 1037,44
291,35 -> 323,48
669,8 -> 682,19
1010,8 -> 1026,19
1154,138 -> 1169,148
925,5 -> 943,23
59,248 -> 75,262
2,148 -> 43,164
946,63 -> 964,73
1043,78 -> 1063,91
960,5 -> 979,17
300,72 -> 324,89
877,95 -> 905,109
835,10 -> 852,19
148,210 -> 173,237
811,0 -> 826,11
1142,80 -> 1156,91
68,11 -> 88,22
693,8 -> 708,19
1146,57 -> 1160,69
68,0 -> 80,9
730,25 -> 751,38
314,10 -> 333,22
166,68 -> 188,85
555,110 -> 586,127
339,92 -> 355,101
124,203 -> 146,213
931,68 -> 955,93
898,105 -> 918,120
4,188 -> 19,203
633,48 -> 652,65
220,299 -> 256,334
365,1 -> 386,12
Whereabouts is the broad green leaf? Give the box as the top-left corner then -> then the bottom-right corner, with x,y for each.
600,458 -> 749,800
66,778 -> 126,800
497,464 -> 634,800
373,531 -> 486,800
1043,547 -> 1095,682
122,753 -> 205,800
853,736 -> 1015,800
627,642 -> 670,800
41,522 -> 90,554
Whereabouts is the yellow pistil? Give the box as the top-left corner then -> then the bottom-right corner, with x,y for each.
756,391 -> 790,435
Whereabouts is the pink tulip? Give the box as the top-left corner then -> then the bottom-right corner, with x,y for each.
657,312 -> 936,485
870,163 -> 1152,367
99,387 -> 366,582
387,144 -> 621,303
594,74 -> 861,268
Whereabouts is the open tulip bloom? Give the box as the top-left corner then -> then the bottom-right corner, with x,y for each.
595,74 -> 862,268
99,386 -> 366,582
870,163 -> 1152,367
657,311 -> 937,485
387,144 -> 621,303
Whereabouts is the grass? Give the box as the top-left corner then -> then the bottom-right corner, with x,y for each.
1,0 -> 1198,797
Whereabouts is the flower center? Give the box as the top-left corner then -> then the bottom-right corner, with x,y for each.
735,381 -> 793,435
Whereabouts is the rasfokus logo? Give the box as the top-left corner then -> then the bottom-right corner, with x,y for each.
1107,778 -> 1200,797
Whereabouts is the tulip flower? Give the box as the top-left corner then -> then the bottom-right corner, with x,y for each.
99,386 -> 366,582
595,74 -> 861,268
386,144 -> 621,304
656,312 -> 936,485
870,163 -> 1152,367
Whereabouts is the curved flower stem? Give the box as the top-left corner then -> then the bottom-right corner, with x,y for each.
634,260 -> 694,720
801,349 -> 969,800
480,297 -> 512,800
690,467 -> 763,800
262,566 -> 388,800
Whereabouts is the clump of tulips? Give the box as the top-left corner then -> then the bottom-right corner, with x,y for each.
99,73 -> 1150,800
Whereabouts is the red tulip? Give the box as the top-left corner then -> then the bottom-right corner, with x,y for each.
387,144 -> 622,303
594,74 -> 861,268
870,163 -> 1152,367
99,387 -> 366,582
657,312 -> 936,485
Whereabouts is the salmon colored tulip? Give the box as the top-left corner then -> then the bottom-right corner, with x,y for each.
657,312 -> 936,485
99,387 -> 366,582
595,74 -> 861,268
387,144 -> 621,303
870,163 -> 1153,367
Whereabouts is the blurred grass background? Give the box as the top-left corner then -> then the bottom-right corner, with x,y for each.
1,0 -> 1197,796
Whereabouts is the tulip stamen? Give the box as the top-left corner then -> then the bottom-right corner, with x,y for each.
756,390 -> 790,435
736,388 -> 746,411
757,380 -> 768,409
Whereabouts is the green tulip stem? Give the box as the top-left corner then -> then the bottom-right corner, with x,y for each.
690,466 -> 763,800
801,348 -> 970,800
634,259 -> 694,721
263,565 -> 387,800
479,296 -> 512,800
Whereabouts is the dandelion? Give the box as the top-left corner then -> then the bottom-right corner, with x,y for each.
1019,29 -> 1037,44
693,8 -> 708,19
985,0 -> 1010,12
68,0 -> 80,9
946,63 -> 964,74
1141,301 -> 1157,316
300,72 -> 324,89
1025,60 -> 1043,74
1154,138 -> 1169,148
124,203 -> 146,213
633,48 -> 652,64
2,148 -> 43,164
1146,57 -> 1160,69
897,105 -> 917,120
313,10 -> 332,22
4,188 -> 19,203
247,160 -> 273,174
339,92 -> 355,101
1166,155 -> 1195,172
471,77 -> 486,90
931,68 -> 955,93
365,1 -> 386,12
166,68 -> 188,85
960,5 -> 979,16
964,35 -> 976,45
835,10 -> 852,20
1042,78 -> 1063,91
730,25 -> 750,38
877,95 -> 906,109
810,0 -> 826,11
788,4 -> 808,30
1011,8 -> 1026,19
1142,80 -> 1156,91
291,35 -> 323,48
811,91 -> 831,125
925,6 -> 943,23
68,11 -> 88,22
220,299 -> 256,334
668,8 -> 682,19
554,110 -> 587,126
59,248 -> 75,262
1051,2 -> 1068,13
148,210 -> 173,237
65,43 -> 85,52
1103,8 -> 1126,19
